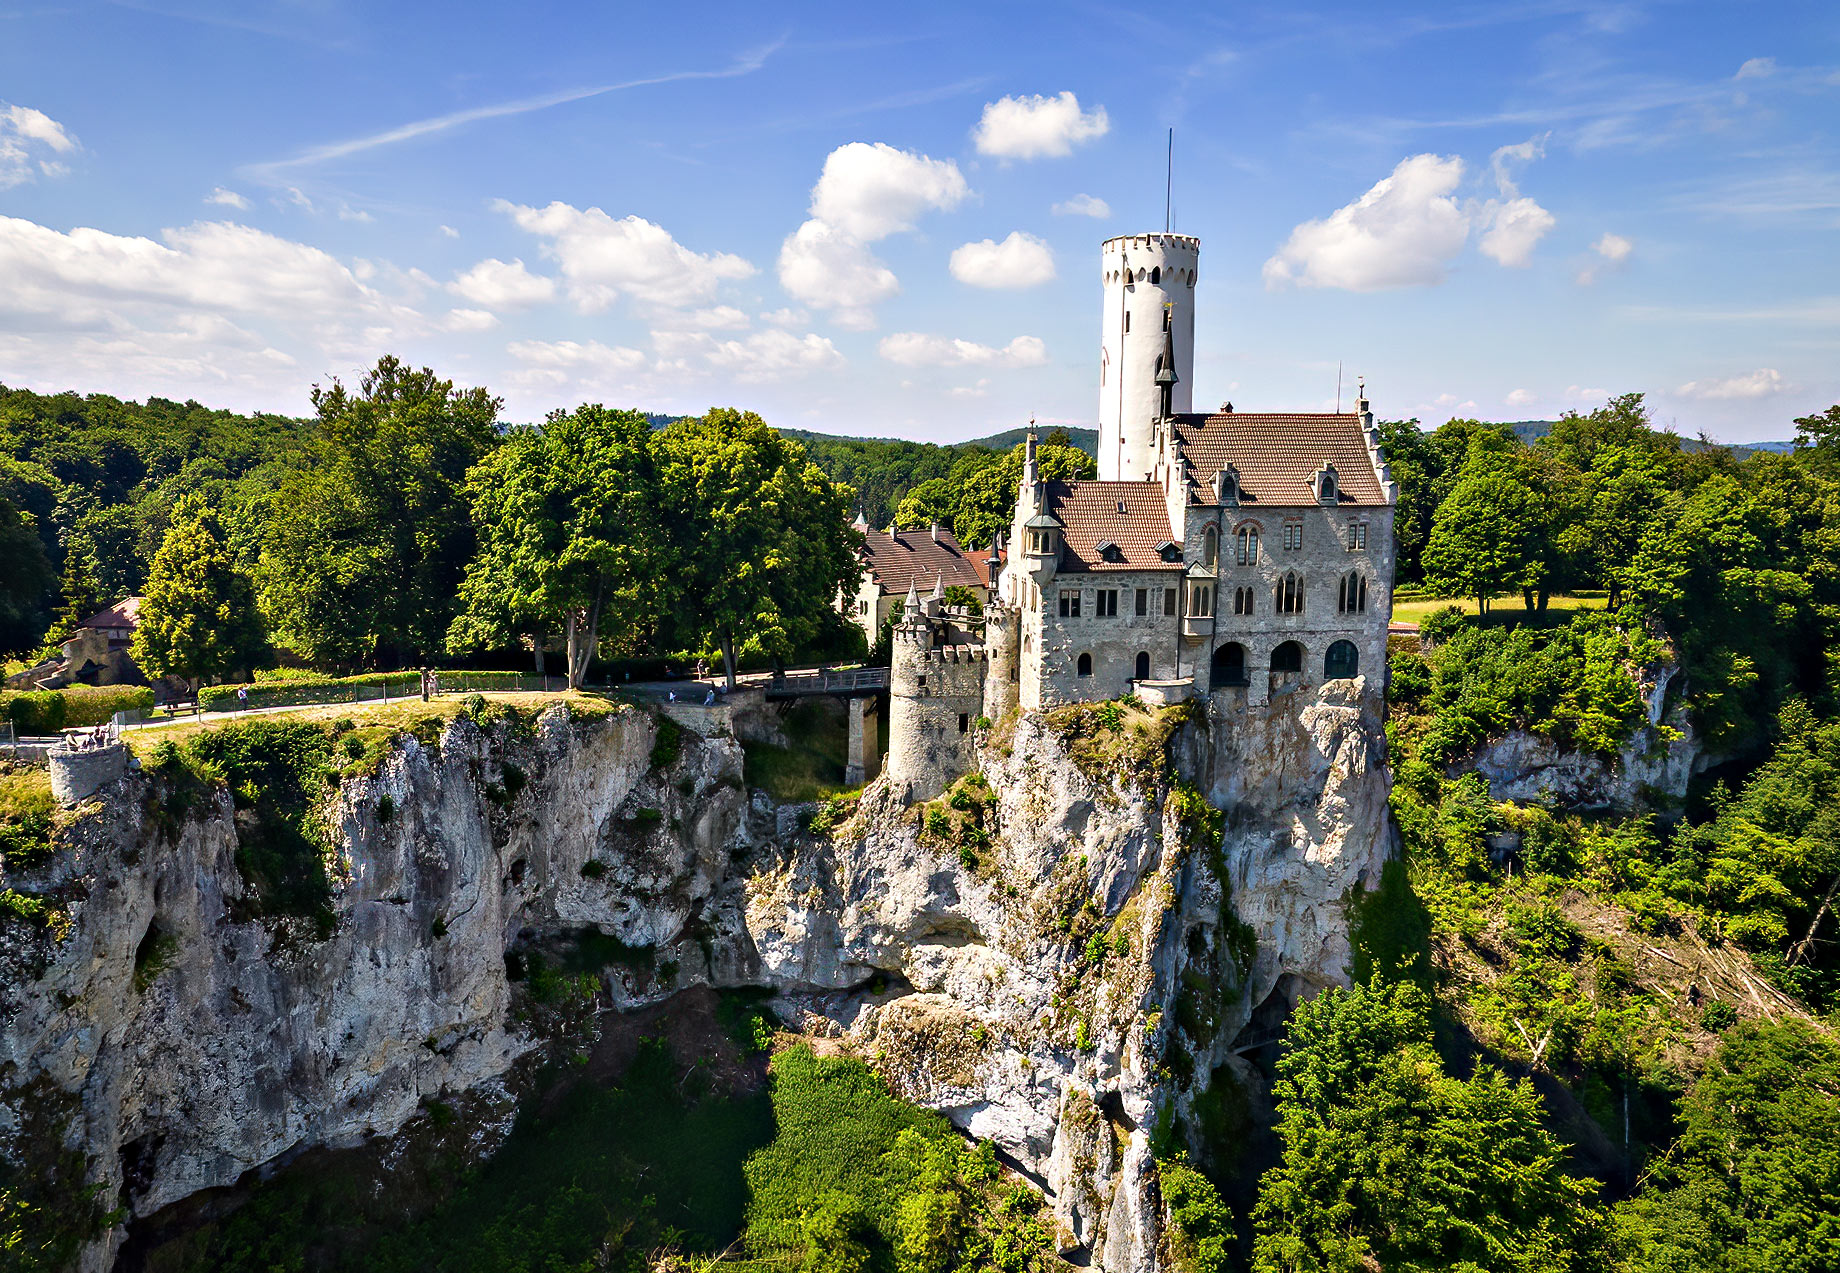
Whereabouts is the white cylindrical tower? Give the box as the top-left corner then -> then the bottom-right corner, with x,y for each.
1098,234 -> 1199,482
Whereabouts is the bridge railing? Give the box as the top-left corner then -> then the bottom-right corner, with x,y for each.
764,667 -> 890,698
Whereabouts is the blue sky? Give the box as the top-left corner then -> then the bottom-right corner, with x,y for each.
1,1 -> 1836,442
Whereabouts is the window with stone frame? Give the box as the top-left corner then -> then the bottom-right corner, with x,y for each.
1338,572 -> 1368,613
1163,587 -> 1177,616
1233,586 -> 1254,615
1276,571 -> 1304,614
1283,522 -> 1303,551
1236,524 -> 1259,565
1203,526 -> 1219,568
1348,522 -> 1368,551
1190,583 -> 1214,617
1096,589 -> 1118,617
1135,587 -> 1149,617
1059,590 -> 1082,618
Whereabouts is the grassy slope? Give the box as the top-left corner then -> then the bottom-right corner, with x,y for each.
1390,591 -> 1608,626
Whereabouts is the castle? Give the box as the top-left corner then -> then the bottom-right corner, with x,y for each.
877,232 -> 1398,801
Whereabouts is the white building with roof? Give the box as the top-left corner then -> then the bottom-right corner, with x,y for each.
884,232 -> 1397,800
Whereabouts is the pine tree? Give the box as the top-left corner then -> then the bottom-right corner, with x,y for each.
40,548 -> 104,655
132,494 -> 268,692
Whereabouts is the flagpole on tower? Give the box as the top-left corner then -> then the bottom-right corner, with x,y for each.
1165,128 -> 1173,233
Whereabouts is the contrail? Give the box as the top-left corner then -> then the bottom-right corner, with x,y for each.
244,39 -> 783,183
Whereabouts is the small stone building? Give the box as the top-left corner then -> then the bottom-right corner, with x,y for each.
6,597 -> 146,690
844,521 -> 995,651
883,231 -> 1398,801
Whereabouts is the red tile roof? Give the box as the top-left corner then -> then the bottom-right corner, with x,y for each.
859,527 -> 990,596
79,597 -> 142,630
1171,412 -> 1386,506
1041,481 -> 1182,573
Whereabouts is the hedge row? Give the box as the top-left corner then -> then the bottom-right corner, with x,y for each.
2,686 -> 157,735
198,670 -> 554,713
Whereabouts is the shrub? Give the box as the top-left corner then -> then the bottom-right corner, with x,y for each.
650,714 -> 684,768
0,767 -> 56,872
200,672 -> 420,713
1,685 -> 155,734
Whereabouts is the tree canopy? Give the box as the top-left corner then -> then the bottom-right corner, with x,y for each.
131,493 -> 268,691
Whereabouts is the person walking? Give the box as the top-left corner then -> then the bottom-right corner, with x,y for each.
236,684 -> 248,712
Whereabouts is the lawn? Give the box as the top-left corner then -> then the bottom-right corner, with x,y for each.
1390,591 -> 1608,628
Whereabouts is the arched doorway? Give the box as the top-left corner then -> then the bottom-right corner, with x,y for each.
1324,640 -> 1359,679
1076,652 -> 1093,678
1211,642 -> 1247,687
1135,651 -> 1151,681
1271,640 -> 1305,692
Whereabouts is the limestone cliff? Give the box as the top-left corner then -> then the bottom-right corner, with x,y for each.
0,684 -> 1393,1273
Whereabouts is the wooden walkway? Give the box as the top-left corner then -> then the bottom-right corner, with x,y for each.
762,667 -> 889,700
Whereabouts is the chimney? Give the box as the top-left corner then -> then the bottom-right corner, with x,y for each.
931,522 -> 943,543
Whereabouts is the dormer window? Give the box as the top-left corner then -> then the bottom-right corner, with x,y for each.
1214,466 -> 1239,505
1095,539 -> 1124,563
1156,540 -> 1181,562
1316,464 -> 1340,504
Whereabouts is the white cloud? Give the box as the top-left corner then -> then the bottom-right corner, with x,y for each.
505,338 -> 649,390
440,308 -> 498,332
439,224 -> 460,239
448,257 -> 557,309
0,213 -> 421,408
972,92 -> 1109,160
1052,194 -> 1111,218
1505,388 -> 1538,406
1264,154 -> 1471,290
1676,368 -> 1786,400
1576,231 -> 1634,285
878,332 -> 1049,369
686,305 -> 751,330
1476,135 -> 1555,267
653,328 -> 843,382
950,379 -> 991,399
1735,57 -> 1777,80
206,187 -> 251,210
496,199 -> 755,312
1266,144 -> 1556,289
338,205 -> 374,223
1565,385 -> 1609,404
777,218 -> 898,330
0,103 -> 78,189
1478,197 -> 1556,266
809,142 -> 969,241
282,186 -> 314,210
759,307 -> 808,327
949,232 -> 1056,289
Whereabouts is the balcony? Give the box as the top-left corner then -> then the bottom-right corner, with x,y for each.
1181,614 -> 1214,640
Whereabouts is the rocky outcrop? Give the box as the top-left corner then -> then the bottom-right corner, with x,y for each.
1465,663 -> 1706,810
1,683 -> 1394,1273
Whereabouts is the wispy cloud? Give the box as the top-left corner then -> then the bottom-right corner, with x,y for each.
244,40 -> 783,184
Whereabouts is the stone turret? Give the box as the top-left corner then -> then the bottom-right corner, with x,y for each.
887,589 -> 989,803
982,600 -> 1021,721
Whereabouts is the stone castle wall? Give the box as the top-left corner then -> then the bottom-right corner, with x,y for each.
887,621 -> 990,802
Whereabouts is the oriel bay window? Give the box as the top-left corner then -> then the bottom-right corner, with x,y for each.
1188,581 -> 1215,617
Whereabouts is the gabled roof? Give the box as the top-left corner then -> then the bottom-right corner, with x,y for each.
1041,481 -> 1182,573
1171,412 -> 1386,506
858,527 -> 989,595
78,597 -> 142,630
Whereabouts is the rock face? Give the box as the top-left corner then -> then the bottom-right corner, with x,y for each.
0,687 -> 1393,1273
1465,664 -> 1705,810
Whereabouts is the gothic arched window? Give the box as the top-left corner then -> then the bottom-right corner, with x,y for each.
1338,572 -> 1368,614
1203,526 -> 1219,569
1150,266 -> 1161,284
1276,572 -> 1304,614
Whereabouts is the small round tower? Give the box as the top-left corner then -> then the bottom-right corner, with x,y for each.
1098,233 -> 1199,482
982,600 -> 1021,721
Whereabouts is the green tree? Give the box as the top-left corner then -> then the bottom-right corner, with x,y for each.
1159,1157 -> 1235,1273
950,439 -> 1096,549
0,496 -> 54,657
259,356 -> 498,668
654,409 -> 856,689
798,1191 -> 874,1273
39,546 -> 103,655
449,405 -> 666,688
131,493 -> 267,692
1252,980 -> 1608,1273
1794,402 -> 1840,463
1423,460 -> 1547,614
1617,1020 -> 1840,1273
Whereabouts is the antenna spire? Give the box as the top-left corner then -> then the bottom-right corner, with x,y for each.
1336,361 -> 1343,414
1164,128 -> 1173,233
